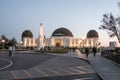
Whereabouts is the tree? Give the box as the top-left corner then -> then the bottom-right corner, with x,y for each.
99,3 -> 120,43
7,37 -> 17,46
1,35 -> 8,42
0,35 -> 8,46
0,35 -> 17,48
10,37 -> 17,46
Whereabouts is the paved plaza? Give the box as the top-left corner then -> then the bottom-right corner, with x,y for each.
0,51 -> 101,80
1,49 -> 120,80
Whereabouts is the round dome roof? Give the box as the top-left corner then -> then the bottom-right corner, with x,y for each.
87,30 -> 99,38
22,30 -> 33,38
52,27 -> 73,37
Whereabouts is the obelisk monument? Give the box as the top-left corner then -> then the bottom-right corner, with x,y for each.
37,23 -> 44,50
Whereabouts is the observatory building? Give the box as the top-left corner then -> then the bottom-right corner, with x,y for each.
21,24 -> 99,49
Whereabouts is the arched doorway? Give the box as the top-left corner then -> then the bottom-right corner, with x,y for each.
55,39 -> 61,47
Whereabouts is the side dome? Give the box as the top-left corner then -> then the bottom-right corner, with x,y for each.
87,30 -> 99,38
22,30 -> 33,38
52,27 -> 73,37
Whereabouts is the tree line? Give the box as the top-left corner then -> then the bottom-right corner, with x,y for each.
0,35 -> 17,49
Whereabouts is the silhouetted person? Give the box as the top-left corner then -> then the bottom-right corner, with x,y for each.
69,47 -> 72,53
12,45 -> 15,56
92,47 -> 97,57
85,47 -> 89,58
41,48 -> 44,54
82,47 -> 85,54
8,46 -> 12,57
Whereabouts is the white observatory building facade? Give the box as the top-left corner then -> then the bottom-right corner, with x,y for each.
21,23 -> 99,49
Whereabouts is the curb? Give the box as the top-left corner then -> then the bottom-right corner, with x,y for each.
75,57 -> 91,64
50,53 -> 104,80
0,58 -> 13,70
110,60 -> 120,68
75,57 -> 104,80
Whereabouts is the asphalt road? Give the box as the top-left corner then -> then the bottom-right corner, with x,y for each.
0,53 -> 102,80
0,58 -> 10,69
20,73 -> 102,80
0,53 -> 54,71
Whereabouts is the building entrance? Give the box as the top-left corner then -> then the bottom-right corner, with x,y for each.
55,39 -> 61,47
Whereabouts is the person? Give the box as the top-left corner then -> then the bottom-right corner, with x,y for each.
85,47 -> 89,58
69,47 -> 72,53
92,47 -> 97,57
82,47 -> 85,54
12,45 -> 15,56
41,47 -> 44,54
8,46 -> 12,57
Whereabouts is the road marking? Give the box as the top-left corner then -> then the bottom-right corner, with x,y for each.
74,77 -> 93,80
0,58 -> 13,70
11,71 -> 18,79
23,70 -> 32,78
48,68 -> 62,75
58,68 -> 74,74
76,67 -> 94,72
81,66 -> 88,68
35,68 -> 48,76
68,67 -> 85,73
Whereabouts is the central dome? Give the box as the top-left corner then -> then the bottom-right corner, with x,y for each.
22,30 -> 33,38
52,27 -> 73,37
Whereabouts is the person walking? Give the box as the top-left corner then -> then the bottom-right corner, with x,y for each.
12,45 -> 15,56
8,46 -> 12,57
85,47 -> 89,58
92,47 -> 97,57
41,48 -> 44,54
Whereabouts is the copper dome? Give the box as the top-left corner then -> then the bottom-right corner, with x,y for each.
22,30 -> 33,38
52,27 -> 73,37
87,30 -> 99,38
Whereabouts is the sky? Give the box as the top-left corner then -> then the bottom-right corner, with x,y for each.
0,0 -> 120,47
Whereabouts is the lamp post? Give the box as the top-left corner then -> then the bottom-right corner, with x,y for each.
2,40 -> 5,50
20,41 -> 23,49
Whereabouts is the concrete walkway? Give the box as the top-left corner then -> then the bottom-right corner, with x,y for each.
53,50 -> 120,80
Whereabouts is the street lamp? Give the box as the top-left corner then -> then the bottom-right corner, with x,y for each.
20,41 -> 23,49
20,41 -> 23,45
2,40 -> 5,50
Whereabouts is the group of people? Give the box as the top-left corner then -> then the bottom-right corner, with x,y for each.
85,47 -> 97,58
8,45 -> 15,57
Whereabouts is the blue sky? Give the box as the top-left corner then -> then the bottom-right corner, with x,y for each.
0,0 -> 119,46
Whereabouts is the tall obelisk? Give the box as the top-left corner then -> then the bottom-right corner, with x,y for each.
37,23 -> 44,50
